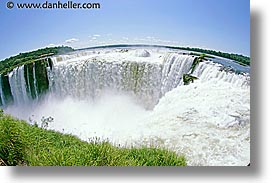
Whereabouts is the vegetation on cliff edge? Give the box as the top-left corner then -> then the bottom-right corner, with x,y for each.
0,110 -> 187,166
0,46 -> 74,75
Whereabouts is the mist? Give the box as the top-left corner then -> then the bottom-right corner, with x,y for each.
1,47 -> 250,165
5,91 -> 150,144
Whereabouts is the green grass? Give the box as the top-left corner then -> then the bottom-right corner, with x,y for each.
0,111 -> 187,166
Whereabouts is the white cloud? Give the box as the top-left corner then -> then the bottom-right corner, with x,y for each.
65,38 -> 79,44
44,43 -> 64,48
130,37 -> 180,46
47,43 -> 57,47
93,34 -> 101,37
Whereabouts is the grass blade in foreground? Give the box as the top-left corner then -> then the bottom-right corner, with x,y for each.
0,111 -> 186,166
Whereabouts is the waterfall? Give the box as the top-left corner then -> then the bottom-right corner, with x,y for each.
0,50 -> 250,109
0,75 -> 5,106
49,59 -> 163,109
8,66 -> 29,106
47,52 -> 249,108
32,62 -> 38,99
161,53 -> 194,95
1,48 -> 250,166
192,61 -> 249,88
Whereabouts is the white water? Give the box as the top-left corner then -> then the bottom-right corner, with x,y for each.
8,66 -> 29,105
2,48 -> 250,166
0,75 -> 5,106
48,58 -> 163,109
144,80 -> 249,166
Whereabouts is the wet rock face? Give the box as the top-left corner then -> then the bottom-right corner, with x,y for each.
134,49 -> 151,57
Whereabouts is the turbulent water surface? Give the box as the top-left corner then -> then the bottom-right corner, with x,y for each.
0,46 -> 250,166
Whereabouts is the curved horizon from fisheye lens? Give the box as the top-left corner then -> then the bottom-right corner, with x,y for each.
0,0 -> 249,60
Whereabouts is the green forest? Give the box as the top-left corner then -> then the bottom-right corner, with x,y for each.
0,46 -> 74,74
167,46 -> 250,66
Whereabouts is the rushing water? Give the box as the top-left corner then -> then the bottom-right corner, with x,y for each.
0,47 -> 250,166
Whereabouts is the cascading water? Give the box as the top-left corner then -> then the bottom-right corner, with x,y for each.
0,75 -> 5,106
48,52 -> 199,108
0,47 -> 250,166
49,59 -> 163,109
8,66 -> 29,106
161,53 -> 195,95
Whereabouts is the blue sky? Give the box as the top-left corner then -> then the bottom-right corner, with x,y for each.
0,0 -> 250,60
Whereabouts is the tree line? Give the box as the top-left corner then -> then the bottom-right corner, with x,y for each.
0,46 -> 74,74
167,46 -> 250,66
